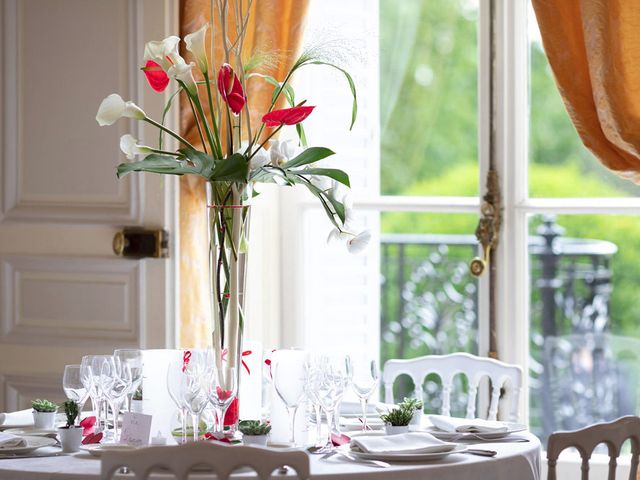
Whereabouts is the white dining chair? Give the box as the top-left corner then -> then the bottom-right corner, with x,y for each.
382,352 -> 522,421
546,416 -> 640,480
100,442 -> 310,480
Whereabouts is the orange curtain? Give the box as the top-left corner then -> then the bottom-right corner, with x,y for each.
532,0 -> 640,181
179,0 -> 309,347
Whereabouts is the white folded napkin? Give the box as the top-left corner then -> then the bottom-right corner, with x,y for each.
428,415 -> 509,434
0,432 -> 26,449
350,432 -> 456,454
0,410 -> 34,429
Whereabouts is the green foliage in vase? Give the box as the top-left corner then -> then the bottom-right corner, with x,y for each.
31,399 -> 58,413
380,406 -> 414,426
400,397 -> 423,412
238,420 -> 272,436
62,400 -> 79,427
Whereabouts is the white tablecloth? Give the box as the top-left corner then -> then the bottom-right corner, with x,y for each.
0,432 -> 541,479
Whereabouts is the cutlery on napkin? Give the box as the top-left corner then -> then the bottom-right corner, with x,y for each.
0,433 -> 26,449
428,415 -> 509,434
350,432 -> 456,454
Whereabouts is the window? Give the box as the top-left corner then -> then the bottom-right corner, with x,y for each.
278,0 -> 640,463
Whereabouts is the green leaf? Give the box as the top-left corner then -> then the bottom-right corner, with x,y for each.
282,147 -> 335,169
159,90 -> 181,149
306,61 -> 358,130
297,168 -> 350,187
179,146 -> 212,173
116,154 -> 196,178
248,73 -> 296,107
296,123 -> 308,148
300,177 -> 346,225
209,153 -> 249,182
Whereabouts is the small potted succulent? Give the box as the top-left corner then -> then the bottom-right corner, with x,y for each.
400,397 -> 424,427
380,406 -> 413,435
239,420 -> 271,446
32,399 -> 58,430
131,387 -> 143,413
57,400 -> 83,452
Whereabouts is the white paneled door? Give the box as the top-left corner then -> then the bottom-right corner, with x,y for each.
0,0 -> 179,410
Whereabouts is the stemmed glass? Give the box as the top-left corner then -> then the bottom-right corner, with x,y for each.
304,356 -> 324,446
315,355 -> 350,453
346,357 -> 380,431
206,366 -> 238,439
113,349 -> 143,412
183,350 -> 210,441
80,355 -> 112,432
167,358 -> 190,444
101,356 -> 132,443
63,365 -> 89,422
272,350 -> 308,447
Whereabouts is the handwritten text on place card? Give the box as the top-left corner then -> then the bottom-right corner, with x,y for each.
120,412 -> 152,447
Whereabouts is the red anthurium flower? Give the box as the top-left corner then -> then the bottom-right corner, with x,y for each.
262,106 -> 315,127
143,60 -> 170,93
217,63 -> 246,115
216,386 -> 233,402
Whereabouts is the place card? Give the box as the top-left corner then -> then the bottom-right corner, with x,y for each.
119,412 -> 152,447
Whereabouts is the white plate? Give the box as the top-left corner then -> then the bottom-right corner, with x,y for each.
423,423 -> 528,440
0,435 -> 57,455
342,443 -> 467,462
4,428 -> 58,437
79,444 -> 139,458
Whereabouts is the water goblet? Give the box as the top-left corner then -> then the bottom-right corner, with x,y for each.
167,357 -> 190,444
315,355 -> 350,453
63,365 -> 89,422
206,366 -> 238,439
346,357 -> 380,431
102,356 -> 132,443
81,355 -> 112,432
113,349 -> 143,412
272,350 -> 309,447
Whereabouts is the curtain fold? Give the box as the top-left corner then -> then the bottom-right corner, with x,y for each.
178,0 -> 309,347
532,0 -> 640,181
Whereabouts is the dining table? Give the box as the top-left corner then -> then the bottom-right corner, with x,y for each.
0,427 -> 541,480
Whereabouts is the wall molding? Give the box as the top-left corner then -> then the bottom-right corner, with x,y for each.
0,0 -> 142,224
0,255 -> 143,346
0,373 -> 64,412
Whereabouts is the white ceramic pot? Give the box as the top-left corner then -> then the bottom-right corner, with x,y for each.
131,400 -> 143,414
384,425 -> 409,435
57,426 -> 83,453
33,410 -> 57,430
242,434 -> 268,446
409,410 -> 422,427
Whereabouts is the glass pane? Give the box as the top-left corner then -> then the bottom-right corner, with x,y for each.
380,0 -> 479,196
528,9 -> 640,197
528,214 -> 640,446
381,212 -> 479,406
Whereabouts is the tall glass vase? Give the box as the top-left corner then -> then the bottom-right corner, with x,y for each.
206,181 -> 250,434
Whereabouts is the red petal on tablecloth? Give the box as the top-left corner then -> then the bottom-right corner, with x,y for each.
81,432 -> 103,445
331,432 -> 351,446
79,416 -> 96,436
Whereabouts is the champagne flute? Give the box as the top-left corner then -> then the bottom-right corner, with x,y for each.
63,365 -> 89,422
102,356 -> 132,443
113,349 -> 143,412
81,355 -> 111,432
347,357 -> 380,431
167,358 -> 189,444
315,355 -> 349,453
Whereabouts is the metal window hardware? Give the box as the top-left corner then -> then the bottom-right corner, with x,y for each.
470,169 -> 502,277
113,228 -> 169,258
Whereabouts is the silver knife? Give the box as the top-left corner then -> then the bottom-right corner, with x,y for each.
0,453 -> 67,460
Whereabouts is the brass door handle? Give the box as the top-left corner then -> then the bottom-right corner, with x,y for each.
112,228 -> 169,258
470,169 -> 501,277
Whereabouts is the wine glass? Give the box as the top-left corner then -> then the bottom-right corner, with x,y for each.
113,349 -> 143,412
206,366 -> 238,439
63,365 -> 89,422
167,358 -> 190,444
101,356 -> 132,443
81,355 -> 112,432
183,350 -> 210,441
315,355 -> 350,453
304,356 -> 324,446
346,357 -> 380,431
272,350 -> 308,446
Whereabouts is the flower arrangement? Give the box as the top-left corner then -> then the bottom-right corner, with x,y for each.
31,399 -> 58,413
94,0 -> 367,417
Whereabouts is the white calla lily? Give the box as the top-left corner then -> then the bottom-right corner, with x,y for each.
143,36 -> 184,71
249,147 -> 270,170
119,134 -> 153,160
169,62 -> 197,96
347,230 -> 371,254
96,94 -> 146,126
269,139 -> 301,166
185,24 -> 209,73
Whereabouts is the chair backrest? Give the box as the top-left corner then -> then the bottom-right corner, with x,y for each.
382,352 -> 522,421
100,442 -> 310,480
546,416 -> 640,480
